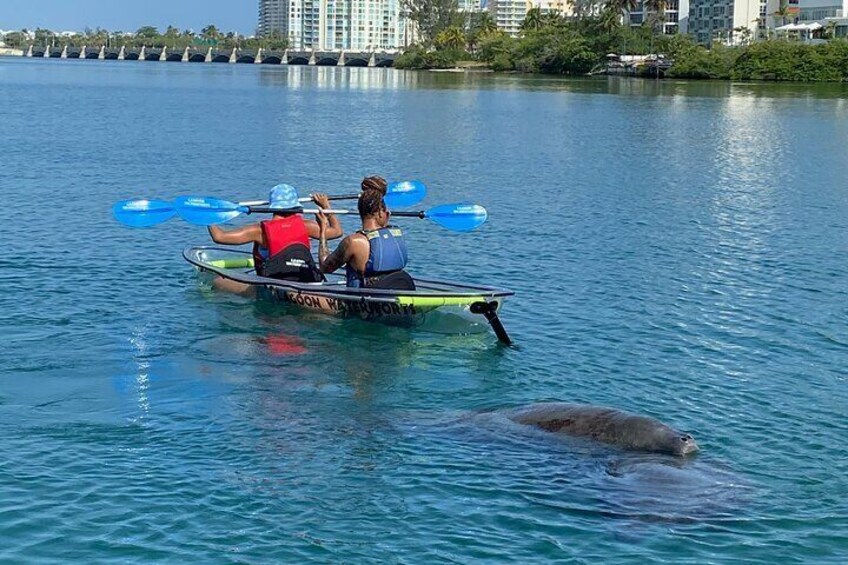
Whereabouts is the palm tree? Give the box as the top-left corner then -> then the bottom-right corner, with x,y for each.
733,25 -> 753,45
825,19 -> 837,39
599,4 -> 622,35
774,1 -> 791,27
201,25 -> 220,40
467,12 -> 498,52
435,26 -> 466,50
542,9 -> 566,28
521,7 -> 544,32
135,26 -> 159,38
567,0 -> 583,19
471,11 -> 498,36
604,0 -> 638,37
644,0 -> 668,33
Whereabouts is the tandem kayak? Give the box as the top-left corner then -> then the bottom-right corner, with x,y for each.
183,246 -> 515,344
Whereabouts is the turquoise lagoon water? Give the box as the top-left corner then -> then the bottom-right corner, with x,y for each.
1,58 -> 847,562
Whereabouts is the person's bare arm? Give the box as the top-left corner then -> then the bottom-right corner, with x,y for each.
305,193 -> 342,240
316,212 -> 364,274
322,235 -> 369,275
207,224 -> 262,246
305,217 -> 342,240
319,238 -> 350,274
317,212 -> 346,273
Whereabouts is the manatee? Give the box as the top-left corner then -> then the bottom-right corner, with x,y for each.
504,403 -> 699,456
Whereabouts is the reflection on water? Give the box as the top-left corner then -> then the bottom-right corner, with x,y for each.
255,65 -> 848,101
2,58 -> 848,562
259,65 -> 422,91
128,327 -> 151,420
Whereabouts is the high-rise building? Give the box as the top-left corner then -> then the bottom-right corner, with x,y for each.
258,0 -> 289,36
797,0 -> 848,21
625,0 -> 690,34
346,0 -> 404,50
459,0 -> 484,11
488,0 -> 575,37
688,0 -> 777,44
488,0 -> 530,36
530,0 -> 572,15
264,0 -> 406,50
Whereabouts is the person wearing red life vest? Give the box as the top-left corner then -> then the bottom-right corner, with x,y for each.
207,184 -> 342,282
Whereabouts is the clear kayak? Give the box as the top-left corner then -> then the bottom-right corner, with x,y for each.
183,246 -> 515,344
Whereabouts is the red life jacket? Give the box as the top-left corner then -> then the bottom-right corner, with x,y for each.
252,215 -> 310,273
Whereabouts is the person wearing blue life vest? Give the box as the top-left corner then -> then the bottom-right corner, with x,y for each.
315,188 -> 415,290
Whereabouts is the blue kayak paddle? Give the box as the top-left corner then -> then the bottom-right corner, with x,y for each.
111,199 -> 176,228
113,180 -> 426,228
175,196 -> 488,232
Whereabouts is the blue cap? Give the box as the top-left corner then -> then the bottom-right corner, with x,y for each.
269,184 -> 299,209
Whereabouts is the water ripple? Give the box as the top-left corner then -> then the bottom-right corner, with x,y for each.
1,60 -> 847,562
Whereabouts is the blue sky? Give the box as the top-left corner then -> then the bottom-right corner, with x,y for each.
0,1 -> 257,35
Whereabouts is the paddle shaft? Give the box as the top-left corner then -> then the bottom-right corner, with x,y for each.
240,193 -> 361,207
248,206 -> 426,218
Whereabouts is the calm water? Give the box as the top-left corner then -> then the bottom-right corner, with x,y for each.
1,58 -> 847,563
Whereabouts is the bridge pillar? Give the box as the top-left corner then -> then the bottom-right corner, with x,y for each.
80,46 -> 86,58
139,46 -> 146,61
43,46 -> 49,58
182,46 -> 189,62
205,47 -> 212,63
308,50 -> 316,65
26,45 -> 33,57
255,48 -> 263,64
99,45 -> 105,59
339,50 -> 346,66
229,48 -> 237,63
368,53 -> 376,67
118,45 -> 125,60
160,47 -> 167,61
281,49 -> 288,65
60,45 -> 68,58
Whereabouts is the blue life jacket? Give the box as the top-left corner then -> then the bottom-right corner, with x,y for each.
346,226 -> 409,288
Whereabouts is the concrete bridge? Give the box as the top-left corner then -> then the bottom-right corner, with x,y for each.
22,45 -> 398,67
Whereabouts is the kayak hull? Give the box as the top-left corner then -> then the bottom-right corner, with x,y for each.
183,246 -> 514,341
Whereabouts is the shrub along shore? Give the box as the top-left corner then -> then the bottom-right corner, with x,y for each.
394,12 -> 848,82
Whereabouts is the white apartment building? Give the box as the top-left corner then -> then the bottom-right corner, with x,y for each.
458,0 -> 484,11
688,0 -> 778,44
261,0 -> 405,50
345,0 -> 404,51
626,0 -> 690,34
488,0 -> 529,36
531,0 -> 572,15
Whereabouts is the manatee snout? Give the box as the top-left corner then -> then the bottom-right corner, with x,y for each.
676,433 -> 699,456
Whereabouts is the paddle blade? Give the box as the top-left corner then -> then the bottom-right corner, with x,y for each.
174,195 -> 248,226
385,180 -> 426,208
425,203 -> 488,232
113,199 -> 176,228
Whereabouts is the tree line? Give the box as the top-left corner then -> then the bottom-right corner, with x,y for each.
396,2 -> 687,74
397,0 -> 848,81
2,25 -> 289,51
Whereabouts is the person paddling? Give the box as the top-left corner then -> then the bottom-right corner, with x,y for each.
208,184 -> 342,282
315,188 -> 415,290
361,175 -> 388,195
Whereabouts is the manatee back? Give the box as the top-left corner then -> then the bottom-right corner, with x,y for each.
508,403 -> 623,437
506,403 -> 696,456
